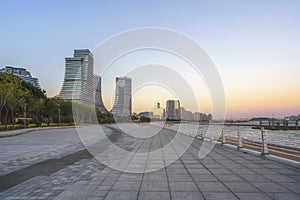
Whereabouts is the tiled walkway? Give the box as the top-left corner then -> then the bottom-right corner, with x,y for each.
0,125 -> 299,200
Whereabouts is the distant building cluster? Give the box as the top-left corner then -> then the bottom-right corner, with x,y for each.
137,99 -> 212,121
0,66 -> 41,88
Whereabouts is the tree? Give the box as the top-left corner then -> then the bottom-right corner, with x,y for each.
0,73 -> 24,126
42,97 -> 73,124
0,73 -> 47,127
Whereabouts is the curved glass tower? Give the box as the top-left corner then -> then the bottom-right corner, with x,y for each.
112,76 -> 132,116
59,49 -> 107,112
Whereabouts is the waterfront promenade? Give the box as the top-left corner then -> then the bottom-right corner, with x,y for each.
0,125 -> 299,200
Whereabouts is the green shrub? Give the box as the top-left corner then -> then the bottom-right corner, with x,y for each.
40,123 -> 49,127
0,124 -> 23,131
28,124 -> 37,128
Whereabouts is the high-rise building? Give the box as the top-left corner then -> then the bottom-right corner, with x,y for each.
180,107 -> 193,121
0,66 -> 41,88
112,76 -> 132,116
166,100 -> 181,120
208,114 -> 213,121
193,112 -> 201,121
202,113 -> 208,121
59,49 -> 95,104
152,102 -> 165,119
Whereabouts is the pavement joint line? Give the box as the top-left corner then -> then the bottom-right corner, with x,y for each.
160,129 -> 173,200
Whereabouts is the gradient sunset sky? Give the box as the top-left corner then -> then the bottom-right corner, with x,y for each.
0,0 -> 299,119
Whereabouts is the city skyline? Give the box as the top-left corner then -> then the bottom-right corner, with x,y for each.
1,1 -> 299,118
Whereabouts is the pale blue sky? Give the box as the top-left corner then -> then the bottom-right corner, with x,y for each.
1,0 -> 299,118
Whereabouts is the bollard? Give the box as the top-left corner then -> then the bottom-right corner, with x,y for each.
261,127 -> 269,154
237,126 -> 243,148
221,128 -> 226,144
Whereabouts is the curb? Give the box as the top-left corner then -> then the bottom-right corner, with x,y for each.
0,126 -> 76,138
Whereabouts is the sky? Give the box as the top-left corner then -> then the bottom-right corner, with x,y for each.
0,0 -> 299,119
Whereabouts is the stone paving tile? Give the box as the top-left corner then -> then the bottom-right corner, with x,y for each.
203,163 -> 224,169
231,168 -> 257,175
214,174 -> 244,182
142,173 -> 167,182
171,191 -> 204,200
277,182 -> 300,194
89,189 -> 108,197
140,181 -> 169,192
104,191 -> 138,200
185,163 -> 205,169
166,168 -> 189,175
169,181 -> 199,192
187,168 -> 211,175
168,174 -> 194,182
111,181 -> 141,191
239,174 -> 270,182
190,174 -> 219,182
251,182 -> 291,193
263,174 -> 296,183
196,181 -> 229,192
209,168 -> 233,175
266,192 -> 300,200
138,191 -> 170,200
222,181 -> 260,193
118,173 -> 143,181
202,192 -> 238,200
235,192 -> 273,200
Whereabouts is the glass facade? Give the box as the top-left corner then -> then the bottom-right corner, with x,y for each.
59,49 -> 94,104
112,76 -> 132,116
59,49 -> 107,111
166,100 -> 181,120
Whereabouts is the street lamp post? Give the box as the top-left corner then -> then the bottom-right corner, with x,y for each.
23,103 -> 27,129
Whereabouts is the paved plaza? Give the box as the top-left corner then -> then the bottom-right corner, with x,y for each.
0,125 -> 299,200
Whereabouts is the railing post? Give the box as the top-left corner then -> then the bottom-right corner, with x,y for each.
261,127 -> 269,154
221,128 -> 226,144
237,126 -> 243,148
